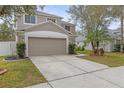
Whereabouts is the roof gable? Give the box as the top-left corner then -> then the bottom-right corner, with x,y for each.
24,21 -> 72,35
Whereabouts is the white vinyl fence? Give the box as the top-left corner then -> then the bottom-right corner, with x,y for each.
0,41 -> 16,56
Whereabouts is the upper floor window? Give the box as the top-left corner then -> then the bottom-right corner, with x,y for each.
65,25 -> 70,31
46,18 -> 57,23
24,15 -> 36,24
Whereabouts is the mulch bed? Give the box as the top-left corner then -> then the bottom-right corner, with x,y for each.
0,68 -> 7,75
4,56 -> 28,62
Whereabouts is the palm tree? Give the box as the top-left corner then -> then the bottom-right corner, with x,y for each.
86,29 -> 111,54
68,5 -> 113,55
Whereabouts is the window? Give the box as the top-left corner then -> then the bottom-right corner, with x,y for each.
46,18 -> 57,23
65,25 -> 70,31
24,15 -> 36,24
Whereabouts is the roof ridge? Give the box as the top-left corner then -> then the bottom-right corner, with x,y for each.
36,11 -> 63,18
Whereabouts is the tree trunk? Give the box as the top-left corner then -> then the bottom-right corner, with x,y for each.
120,6 -> 124,52
96,41 -> 99,55
91,41 -> 97,55
91,41 -> 95,51
96,41 -> 99,51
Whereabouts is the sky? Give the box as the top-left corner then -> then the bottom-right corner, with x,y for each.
42,5 -> 70,21
41,5 -> 120,30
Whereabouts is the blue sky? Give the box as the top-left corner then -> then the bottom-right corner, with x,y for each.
40,5 -> 119,30
41,5 -> 70,21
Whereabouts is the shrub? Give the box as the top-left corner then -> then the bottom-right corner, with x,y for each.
75,46 -> 81,51
16,42 -> 26,58
69,43 -> 76,54
113,44 -> 120,52
81,45 -> 85,51
112,44 -> 124,52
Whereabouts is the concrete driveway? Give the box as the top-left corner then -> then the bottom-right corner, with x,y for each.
28,55 -> 124,88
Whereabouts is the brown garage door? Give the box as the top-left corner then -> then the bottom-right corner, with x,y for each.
28,37 -> 66,56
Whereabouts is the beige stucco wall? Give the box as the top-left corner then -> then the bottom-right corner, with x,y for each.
60,23 -> 76,35
16,23 -> 76,44
16,14 -> 76,44
16,15 -> 29,30
69,36 -> 76,43
16,31 -> 25,42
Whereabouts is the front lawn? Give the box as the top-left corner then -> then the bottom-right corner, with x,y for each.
76,50 -> 92,54
0,57 -> 47,88
82,53 -> 124,67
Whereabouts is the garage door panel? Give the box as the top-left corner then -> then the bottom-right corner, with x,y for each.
28,37 -> 66,56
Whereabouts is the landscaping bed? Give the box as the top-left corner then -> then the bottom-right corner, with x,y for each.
0,56 -> 47,88
4,56 -> 28,62
80,53 -> 124,67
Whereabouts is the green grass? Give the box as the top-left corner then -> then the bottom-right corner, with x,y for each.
0,57 -> 47,88
76,50 -> 92,54
82,52 -> 124,67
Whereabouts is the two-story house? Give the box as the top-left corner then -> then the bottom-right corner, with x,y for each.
15,11 -> 76,56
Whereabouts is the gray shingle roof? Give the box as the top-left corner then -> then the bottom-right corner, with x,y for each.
36,11 -> 63,19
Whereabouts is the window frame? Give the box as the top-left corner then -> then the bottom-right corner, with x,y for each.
65,25 -> 70,31
23,15 -> 37,25
46,17 -> 57,23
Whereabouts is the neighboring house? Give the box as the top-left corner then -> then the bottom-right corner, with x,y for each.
112,28 -> 124,44
110,28 -> 124,51
75,34 -> 85,47
15,11 -> 76,56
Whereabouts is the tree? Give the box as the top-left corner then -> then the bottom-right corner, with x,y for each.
110,6 -> 124,52
67,5 -> 113,55
0,5 -> 45,25
0,6 -> 36,24
0,5 -> 45,40
0,23 -> 15,41
120,6 -> 123,52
